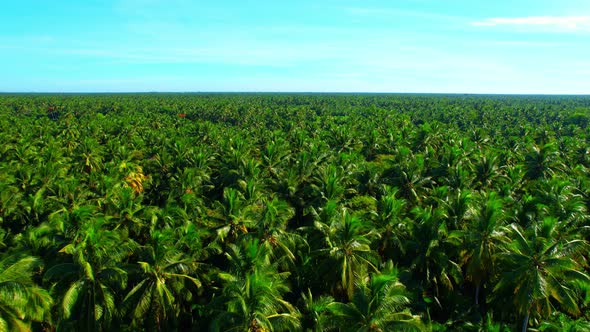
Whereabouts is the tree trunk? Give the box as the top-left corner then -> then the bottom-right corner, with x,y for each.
475,283 -> 480,305
521,312 -> 529,332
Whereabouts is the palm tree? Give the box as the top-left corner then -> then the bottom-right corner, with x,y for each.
460,192 -> 508,306
313,208 -> 378,300
327,263 -> 425,331
44,218 -> 132,331
311,164 -> 351,203
523,143 -> 564,181
253,197 -> 302,267
411,122 -> 444,154
374,187 -> 409,261
493,222 -> 590,332
261,134 -> 291,179
471,152 -> 508,191
533,178 -> 588,231
437,188 -> 474,230
361,128 -> 383,161
211,239 -> 301,331
299,289 -> 337,332
406,206 -> 462,305
382,155 -> 433,203
123,230 -> 202,331
0,254 -> 53,331
510,193 -> 539,229
214,187 -> 254,243
218,134 -> 255,189
212,270 -> 301,332
76,136 -> 105,174
0,172 -> 25,232
433,143 -> 472,190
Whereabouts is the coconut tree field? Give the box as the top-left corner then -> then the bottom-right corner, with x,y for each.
1,93 -> 589,331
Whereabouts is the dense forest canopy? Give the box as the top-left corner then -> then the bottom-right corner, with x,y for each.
1,93 -> 590,331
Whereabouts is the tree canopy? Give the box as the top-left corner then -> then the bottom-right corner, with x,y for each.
1,93 -> 590,331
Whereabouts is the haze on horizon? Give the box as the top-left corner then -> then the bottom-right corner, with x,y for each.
1,0 -> 589,94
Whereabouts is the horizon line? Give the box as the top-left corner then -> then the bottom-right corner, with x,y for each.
1,91 -> 590,96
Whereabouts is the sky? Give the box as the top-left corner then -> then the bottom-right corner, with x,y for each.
1,0 -> 589,93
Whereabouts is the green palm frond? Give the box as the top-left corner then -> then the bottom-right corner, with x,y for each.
0,254 -> 52,329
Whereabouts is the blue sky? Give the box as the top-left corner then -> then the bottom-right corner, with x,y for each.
1,0 -> 589,93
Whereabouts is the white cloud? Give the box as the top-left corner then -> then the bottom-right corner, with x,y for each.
472,16 -> 590,32
474,40 -> 565,47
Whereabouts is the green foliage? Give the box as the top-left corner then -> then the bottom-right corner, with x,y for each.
0,254 -> 53,331
1,93 -> 590,331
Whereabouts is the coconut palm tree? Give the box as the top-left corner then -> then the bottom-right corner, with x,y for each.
327,262 -> 425,331
436,188 -> 475,230
311,163 -> 356,204
253,196 -> 302,267
261,134 -> 291,179
211,239 -> 301,331
406,206 -> 462,306
44,218 -> 132,332
123,230 -> 202,331
533,178 -> 588,231
211,270 -> 301,332
313,208 -> 379,300
523,143 -> 564,181
493,222 -> 590,331
374,187 -> 409,261
214,187 -> 255,244
104,185 -> 149,238
299,289 -> 337,332
76,137 -> 105,175
382,155 -> 433,203
0,254 -> 53,331
471,152 -> 508,191
460,192 -> 509,306
0,173 -> 25,232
